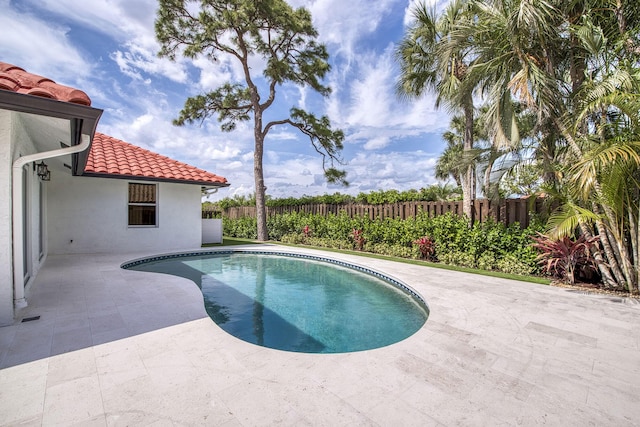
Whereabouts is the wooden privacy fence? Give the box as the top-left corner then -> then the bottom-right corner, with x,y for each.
205,197 -> 547,228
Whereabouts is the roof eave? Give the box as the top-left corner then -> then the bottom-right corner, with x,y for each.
0,90 -> 103,175
0,90 -> 102,135
80,171 -> 230,188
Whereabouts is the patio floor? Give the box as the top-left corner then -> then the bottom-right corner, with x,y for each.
1,244 -> 639,426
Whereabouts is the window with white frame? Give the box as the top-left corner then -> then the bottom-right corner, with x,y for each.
128,183 -> 157,226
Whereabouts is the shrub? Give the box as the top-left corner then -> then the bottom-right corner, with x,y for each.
352,229 -> 365,251
476,253 -> 497,271
495,254 -> 537,276
223,216 -> 257,239
363,242 -> 416,258
531,233 -> 598,284
438,251 -> 476,268
306,237 -> 353,250
280,233 -> 304,244
222,210 -> 542,276
413,236 -> 436,261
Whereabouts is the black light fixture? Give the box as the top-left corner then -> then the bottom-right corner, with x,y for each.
36,161 -> 51,181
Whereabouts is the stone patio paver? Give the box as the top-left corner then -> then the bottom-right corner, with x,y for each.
0,244 -> 639,426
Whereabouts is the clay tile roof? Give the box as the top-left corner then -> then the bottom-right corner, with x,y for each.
86,133 -> 228,186
0,62 -> 91,106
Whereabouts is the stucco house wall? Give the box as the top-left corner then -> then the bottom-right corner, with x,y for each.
48,174 -> 203,254
0,110 -> 49,325
0,110 -> 14,325
14,114 -> 47,284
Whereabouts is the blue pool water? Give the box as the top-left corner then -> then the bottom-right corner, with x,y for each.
123,251 -> 428,353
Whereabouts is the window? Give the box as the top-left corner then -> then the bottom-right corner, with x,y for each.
128,183 -> 157,226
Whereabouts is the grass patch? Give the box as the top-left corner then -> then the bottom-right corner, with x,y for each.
203,237 -> 263,247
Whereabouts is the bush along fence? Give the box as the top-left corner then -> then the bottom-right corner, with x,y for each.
220,210 -> 545,277
206,197 -> 548,228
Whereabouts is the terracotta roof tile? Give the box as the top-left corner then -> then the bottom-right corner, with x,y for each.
86,133 -> 228,186
0,62 -> 91,106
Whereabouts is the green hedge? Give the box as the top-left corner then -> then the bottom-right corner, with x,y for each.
213,185 -> 462,208
222,211 -> 542,276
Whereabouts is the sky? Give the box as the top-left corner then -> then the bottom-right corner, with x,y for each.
1,0 -> 454,201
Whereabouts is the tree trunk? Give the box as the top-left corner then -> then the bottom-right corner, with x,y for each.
633,205 -> 640,294
579,222 -> 617,288
254,134 -> 268,241
595,219 -> 626,290
252,84 -> 268,241
483,153 -> 496,199
539,127 -> 558,190
462,100 -> 475,224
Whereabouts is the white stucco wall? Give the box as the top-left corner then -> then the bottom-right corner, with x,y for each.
0,111 -> 48,325
202,218 -> 223,244
48,174 -> 203,254
0,110 -> 14,325
13,114 -> 47,285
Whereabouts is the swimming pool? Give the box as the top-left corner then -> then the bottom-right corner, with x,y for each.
122,250 -> 429,353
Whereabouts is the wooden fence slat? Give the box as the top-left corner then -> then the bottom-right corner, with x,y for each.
208,198 -> 547,228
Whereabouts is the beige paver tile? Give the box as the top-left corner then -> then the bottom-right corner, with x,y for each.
42,376 -> 104,426
0,359 -> 48,426
46,347 -> 97,388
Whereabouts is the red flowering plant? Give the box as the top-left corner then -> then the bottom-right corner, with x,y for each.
302,225 -> 311,243
531,233 -> 598,285
413,236 -> 436,261
352,228 -> 365,251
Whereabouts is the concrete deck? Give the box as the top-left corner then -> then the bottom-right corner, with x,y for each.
1,245 -> 639,426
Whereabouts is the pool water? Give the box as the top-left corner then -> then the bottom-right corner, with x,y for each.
125,252 -> 428,353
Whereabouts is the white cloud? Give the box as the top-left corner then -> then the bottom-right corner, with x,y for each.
22,0 -> 156,44
344,151 -> 439,193
328,43 -> 448,149
364,136 -> 391,150
343,48 -> 394,128
19,0 -> 189,84
293,0 -> 398,63
111,44 -> 188,84
192,56 -> 234,91
0,0 -> 91,81
130,113 -> 154,131
268,130 -> 299,141
200,145 -> 242,161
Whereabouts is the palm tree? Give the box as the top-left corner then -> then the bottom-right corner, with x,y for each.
466,0 -> 640,292
396,0 -> 477,223
550,11 -> 640,293
436,113 -> 493,197
435,116 -> 465,187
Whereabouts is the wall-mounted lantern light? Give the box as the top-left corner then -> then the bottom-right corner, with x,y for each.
36,161 -> 51,181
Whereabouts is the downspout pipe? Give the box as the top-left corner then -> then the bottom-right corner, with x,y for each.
12,132 -> 91,309
202,187 -> 219,198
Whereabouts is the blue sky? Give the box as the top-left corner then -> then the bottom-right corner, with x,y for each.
1,0 -> 453,201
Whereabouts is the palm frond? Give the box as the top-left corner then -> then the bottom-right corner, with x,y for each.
546,202 -> 602,239
568,140 -> 640,200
